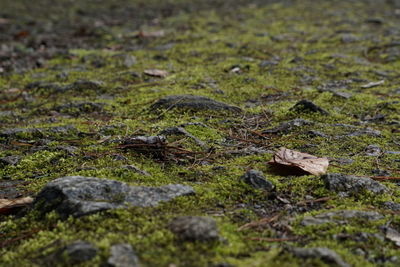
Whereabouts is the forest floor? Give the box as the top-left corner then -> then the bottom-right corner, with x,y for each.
1,0 -> 400,266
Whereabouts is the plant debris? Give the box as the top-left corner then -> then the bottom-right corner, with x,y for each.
268,147 -> 329,176
0,197 -> 33,214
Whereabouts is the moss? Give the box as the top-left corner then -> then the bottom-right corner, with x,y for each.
1,0 -> 400,266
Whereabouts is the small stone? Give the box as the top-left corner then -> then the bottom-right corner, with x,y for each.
123,55 -> 137,68
169,216 -> 219,242
54,102 -> 104,116
301,210 -> 384,226
382,201 -> 400,211
34,176 -> 194,218
123,165 -> 151,176
240,169 -> 275,191
289,247 -> 350,267
107,243 -> 140,267
348,128 -> 381,137
340,33 -> 359,43
371,169 -> 391,177
51,241 -> 97,265
322,173 -> 388,195
64,80 -> 104,92
262,119 -> 313,134
290,100 -> 329,115
151,95 -> 241,113
364,145 -> 382,156
0,155 -> 21,166
307,130 -> 328,137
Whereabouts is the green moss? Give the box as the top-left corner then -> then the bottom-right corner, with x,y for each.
1,0 -> 400,266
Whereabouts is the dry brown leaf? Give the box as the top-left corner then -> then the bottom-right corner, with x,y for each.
268,147 -> 329,176
0,197 -> 33,214
144,69 -> 169,78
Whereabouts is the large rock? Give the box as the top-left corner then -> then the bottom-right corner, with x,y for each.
289,247 -> 350,267
301,210 -> 384,226
107,244 -> 140,267
169,216 -> 220,242
322,173 -> 388,195
151,95 -> 241,113
34,176 -> 194,218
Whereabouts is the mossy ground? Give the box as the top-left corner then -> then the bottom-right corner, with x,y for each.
1,0 -> 400,266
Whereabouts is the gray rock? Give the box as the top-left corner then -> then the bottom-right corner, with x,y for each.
34,176 -> 194,218
262,119 -> 313,134
322,173 -> 388,195
301,210 -> 384,226
54,102 -> 105,116
64,80 -> 104,92
348,128 -> 381,137
50,241 -> 97,265
240,169 -> 275,191
108,244 -> 140,267
307,130 -> 328,138
0,180 -> 25,198
169,216 -> 219,242
382,201 -> 400,211
120,136 -> 167,158
290,100 -> 329,115
151,95 -> 241,113
0,125 -> 77,139
0,155 -> 21,166
289,247 -> 350,267
364,145 -> 382,156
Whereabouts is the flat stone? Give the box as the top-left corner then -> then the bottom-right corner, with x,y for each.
289,247 -> 350,267
290,100 -> 329,115
49,241 -> 97,265
262,119 -> 313,134
34,176 -> 194,218
151,95 -> 241,113
322,173 -> 388,195
0,180 -> 26,198
301,210 -> 384,226
348,128 -> 381,137
0,125 -> 77,139
240,169 -> 275,191
54,102 -> 105,116
107,243 -> 140,267
364,145 -> 382,156
0,155 -> 21,166
169,216 -> 219,242
382,201 -> 400,211
63,80 -> 104,92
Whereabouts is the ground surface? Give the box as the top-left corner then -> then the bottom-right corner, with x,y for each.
1,0 -> 400,266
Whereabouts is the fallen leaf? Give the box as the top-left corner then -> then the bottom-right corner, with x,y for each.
268,147 -> 329,176
361,80 -> 384,89
0,197 -> 33,214
144,69 -> 168,78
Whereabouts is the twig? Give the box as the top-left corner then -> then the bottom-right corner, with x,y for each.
238,214 -> 280,231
